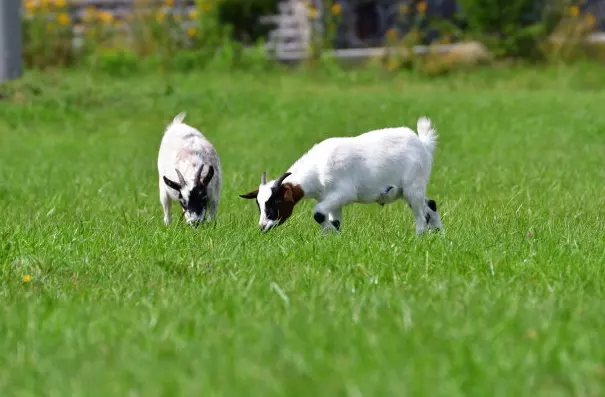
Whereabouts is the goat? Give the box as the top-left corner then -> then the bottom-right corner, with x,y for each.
158,112 -> 221,227
239,117 -> 442,234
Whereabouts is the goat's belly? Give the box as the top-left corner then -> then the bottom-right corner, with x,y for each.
355,185 -> 402,204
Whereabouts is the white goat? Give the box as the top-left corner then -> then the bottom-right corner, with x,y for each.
158,112 -> 221,227
240,116 -> 442,234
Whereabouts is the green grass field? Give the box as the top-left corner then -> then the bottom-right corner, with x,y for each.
1,65 -> 605,397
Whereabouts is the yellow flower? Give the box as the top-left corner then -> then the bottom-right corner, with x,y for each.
57,12 -> 71,26
156,10 -> 166,23
187,27 -> 197,37
308,7 -> 318,19
586,13 -> 596,27
331,3 -> 341,16
416,1 -> 427,15
164,0 -> 174,6
40,0 -> 51,9
98,11 -> 114,24
23,274 -> 32,283
25,0 -> 37,11
568,5 -> 579,17
400,4 -> 409,15
54,0 -> 67,7
188,9 -> 199,19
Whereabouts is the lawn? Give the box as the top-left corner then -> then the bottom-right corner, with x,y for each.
1,64 -> 605,397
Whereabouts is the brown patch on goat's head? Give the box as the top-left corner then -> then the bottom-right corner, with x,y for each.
273,182 -> 304,224
239,172 -> 305,232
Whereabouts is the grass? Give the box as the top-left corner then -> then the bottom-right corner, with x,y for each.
1,63 -> 605,397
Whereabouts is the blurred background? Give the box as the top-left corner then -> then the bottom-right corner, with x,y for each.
7,0 -> 605,76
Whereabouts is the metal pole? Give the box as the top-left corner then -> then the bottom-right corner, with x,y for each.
0,1 -> 23,83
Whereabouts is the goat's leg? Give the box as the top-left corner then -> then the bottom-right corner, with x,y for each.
313,194 -> 350,233
425,198 -> 442,231
206,199 -> 219,222
159,182 -> 172,226
328,207 -> 343,231
403,185 -> 429,235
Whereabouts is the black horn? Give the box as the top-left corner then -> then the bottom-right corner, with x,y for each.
272,172 -> 292,190
202,165 -> 214,186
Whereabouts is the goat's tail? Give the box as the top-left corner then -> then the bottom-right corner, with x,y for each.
416,116 -> 438,154
171,112 -> 187,125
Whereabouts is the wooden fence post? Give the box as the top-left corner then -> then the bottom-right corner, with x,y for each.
0,1 -> 23,83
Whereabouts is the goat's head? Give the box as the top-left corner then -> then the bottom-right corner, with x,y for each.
239,171 -> 304,233
163,164 -> 214,227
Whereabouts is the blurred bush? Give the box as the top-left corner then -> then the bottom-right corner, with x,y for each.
218,0 -> 278,43
456,0 -> 560,59
22,0 -> 77,68
18,0 -> 605,75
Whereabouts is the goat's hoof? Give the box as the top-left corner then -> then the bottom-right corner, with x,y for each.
314,212 -> 326,225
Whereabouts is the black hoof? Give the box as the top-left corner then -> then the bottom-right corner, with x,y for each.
314,212 -> 326,224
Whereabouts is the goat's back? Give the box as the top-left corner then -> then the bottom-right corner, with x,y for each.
300,126 -> 433,202
158,120 -> 222,193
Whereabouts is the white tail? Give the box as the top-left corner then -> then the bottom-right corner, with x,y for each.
416,116 -> 437,154
172,112 -> 187,125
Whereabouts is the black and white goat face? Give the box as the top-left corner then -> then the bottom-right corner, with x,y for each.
239,171 -> 298,233
163,164 -> 214,227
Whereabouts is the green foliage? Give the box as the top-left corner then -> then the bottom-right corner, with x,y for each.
91,49 -> 141,77
18,0 -> 604,75
21,1 -> 77,68
169,50 -> 210,72
456,0 -> 568,59
218,0 -> 279,43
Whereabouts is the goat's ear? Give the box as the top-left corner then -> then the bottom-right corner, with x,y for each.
202,165 -> 214,186
282,185 -> 294,202
239,189 -> 259,199
163,176 -> 182,191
